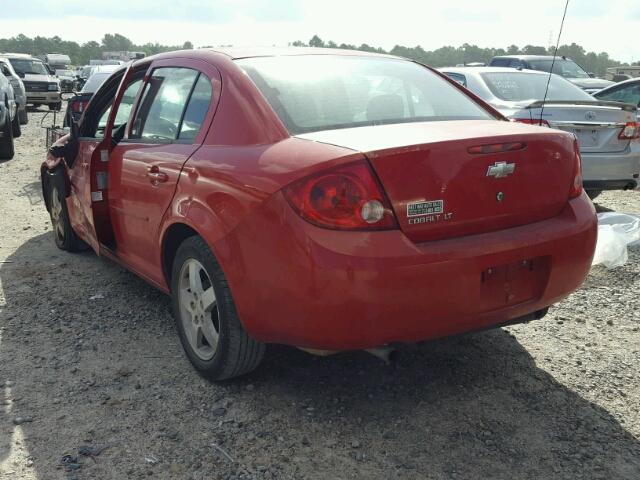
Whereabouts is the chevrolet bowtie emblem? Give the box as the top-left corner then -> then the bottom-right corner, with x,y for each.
486,161 -> 515,178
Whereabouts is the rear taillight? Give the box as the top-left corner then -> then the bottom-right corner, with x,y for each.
511,118 -> 551,128
618,121 -> 640,140
283,161 -> 398,230
71,100 -> 89,113
569,138 -> 583,198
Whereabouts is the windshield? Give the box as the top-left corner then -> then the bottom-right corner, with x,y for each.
237,55 -> 492,135
527,59 -> 589,79
8,58 -> 48,76
481,72 -> 594,103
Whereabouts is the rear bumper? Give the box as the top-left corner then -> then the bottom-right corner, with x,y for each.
581,147 -> 640,184
215,192 -> 598,351
584,179 -> 637,191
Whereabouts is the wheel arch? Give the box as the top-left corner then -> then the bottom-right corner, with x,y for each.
161,222 -> 201,286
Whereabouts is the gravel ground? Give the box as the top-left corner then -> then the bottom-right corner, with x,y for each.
0,110 -> 639,480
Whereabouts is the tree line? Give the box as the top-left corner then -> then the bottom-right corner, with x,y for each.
0,33 -> 193,65
293,35 -> 633,77
0,32 -> 633,77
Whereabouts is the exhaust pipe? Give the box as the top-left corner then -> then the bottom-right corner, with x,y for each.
365,346 -> 397,364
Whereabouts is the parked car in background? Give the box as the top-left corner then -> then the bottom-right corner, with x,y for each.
75,65 -> 93,91
43,48 -> 597,380
40,53 -> 71,72
64,65 -> 121,127
440,67 -> 639,198
0,58 -> 28,124
0,71 -> 19,159
55,69 -> 76,93
594,77 -> 640,107
489,55 -> 614,94
0,54 -> 61,110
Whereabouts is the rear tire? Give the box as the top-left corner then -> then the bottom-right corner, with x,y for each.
11,114 -> 21,138
171,236 -> 265,381
47,170 -> 83,252
0,116 -> 14,160
586,190 -> 601,201
18,109 -> 28,125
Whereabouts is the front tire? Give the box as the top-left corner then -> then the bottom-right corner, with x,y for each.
11,114 -> 21,138
18,109 -> 28,125
586,190 -> 601,201
49,102 -> 62,111
171,236 -> 265,381
0,116 -> 14,160
47,171 -> 83,251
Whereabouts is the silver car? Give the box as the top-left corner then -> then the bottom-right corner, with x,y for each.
0,58 -> 28,124
0,71 -> 18,160
440,67 -> 639,199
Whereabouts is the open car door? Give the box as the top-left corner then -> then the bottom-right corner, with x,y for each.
65,62 -> 148,253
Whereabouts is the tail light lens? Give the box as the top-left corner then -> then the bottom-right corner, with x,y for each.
71,99 -> 89,113
283,161 -> 398,230
618,121 -> 640,140
569,138 -> 583,198
511,118 -> 551,128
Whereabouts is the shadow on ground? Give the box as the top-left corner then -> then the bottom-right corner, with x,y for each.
1,233 -> 639,479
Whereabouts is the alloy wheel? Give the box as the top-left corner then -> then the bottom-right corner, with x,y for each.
178,258 -> 220,361
50,187 -> 65,244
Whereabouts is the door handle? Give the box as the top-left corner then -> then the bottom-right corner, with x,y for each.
147,166 -> 168,184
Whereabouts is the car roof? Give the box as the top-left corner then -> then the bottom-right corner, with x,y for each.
492,55 -> 573,61
595,77 -> 640,95
0,53 -> 37,59
440,66 -> 551,76
205,46 -> 401,60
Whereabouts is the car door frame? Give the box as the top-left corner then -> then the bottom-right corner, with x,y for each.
103,56 -> 223,286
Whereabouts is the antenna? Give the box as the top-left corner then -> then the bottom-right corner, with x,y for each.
539,0 -> 570,125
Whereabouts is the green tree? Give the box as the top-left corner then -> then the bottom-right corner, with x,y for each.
309,35 -> 325,48
101,33 -> 134,51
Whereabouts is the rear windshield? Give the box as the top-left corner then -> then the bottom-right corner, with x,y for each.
527,59 -> 589,79
82,73 -> 111,93
481,72 -> 594,103
237,55 -> 493,135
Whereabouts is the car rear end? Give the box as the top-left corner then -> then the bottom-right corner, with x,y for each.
222,54 -> 597,350
518,101 -> 639,193
475,69 -> 640,194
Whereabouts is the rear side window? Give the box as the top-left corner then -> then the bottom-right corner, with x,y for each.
596,83 -> 640,106
490,58 -> 512,67
237,55 -> 492,135
179,74 -> 212,140
443,72 -> 467,87
131,67 -> 198,141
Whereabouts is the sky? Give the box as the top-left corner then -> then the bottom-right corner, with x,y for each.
1,0 -> 638,63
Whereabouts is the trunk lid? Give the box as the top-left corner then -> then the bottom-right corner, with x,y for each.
518,100 -> 637,154
297,120 -> 577,243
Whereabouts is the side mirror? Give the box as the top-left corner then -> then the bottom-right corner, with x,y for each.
17,71 -> 25,79
588,72 -> 596,78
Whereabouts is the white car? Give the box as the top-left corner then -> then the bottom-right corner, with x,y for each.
440,67 -> 640,199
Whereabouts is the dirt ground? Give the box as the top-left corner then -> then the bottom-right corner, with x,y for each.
0,109 -> 639,480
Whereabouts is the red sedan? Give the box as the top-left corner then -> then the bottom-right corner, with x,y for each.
42,48 -> 597,380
